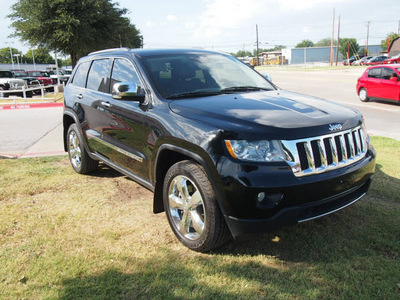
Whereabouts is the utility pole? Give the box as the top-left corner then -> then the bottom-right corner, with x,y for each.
365,21 -> 370,57
336,15 -> 341,66
330,8 -> 335,66
256,24 -> 259,66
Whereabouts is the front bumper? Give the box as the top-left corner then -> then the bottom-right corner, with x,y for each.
217,147 -> 376,238
225,177 -> 371,239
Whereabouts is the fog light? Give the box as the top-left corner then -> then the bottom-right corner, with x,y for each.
257,192 -> 265,202
256,192 -> 284,209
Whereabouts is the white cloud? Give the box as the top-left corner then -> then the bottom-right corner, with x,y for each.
194,0 -> 260,39
278,0 -> 346,10
192,0 -> 348,40
146,21 -> 156,27
167,14 -> 178,21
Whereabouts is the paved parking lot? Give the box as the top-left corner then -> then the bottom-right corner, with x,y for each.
0,67 -> 399,159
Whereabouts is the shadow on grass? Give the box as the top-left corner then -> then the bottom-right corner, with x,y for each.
59,165 -> 400,299
88,163 -> 124,179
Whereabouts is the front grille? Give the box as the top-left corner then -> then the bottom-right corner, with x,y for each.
281,126 -> 367,177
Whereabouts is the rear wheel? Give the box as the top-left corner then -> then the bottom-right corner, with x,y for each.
163,160 -> 231,252
67,124 -> 98,174
359,88 -> 369,102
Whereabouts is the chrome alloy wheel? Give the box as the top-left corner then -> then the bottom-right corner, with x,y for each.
168,175 -> 205,240
68,130 -> 82,169
359,88 -> 367,101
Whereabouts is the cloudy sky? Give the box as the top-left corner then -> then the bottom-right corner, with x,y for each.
1,0 -> 399,54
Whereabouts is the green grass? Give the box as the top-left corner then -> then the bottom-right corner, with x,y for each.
0,137 -> 399,299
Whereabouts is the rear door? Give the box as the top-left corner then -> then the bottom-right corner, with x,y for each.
366,67 -> 382,98
96,58 -> 152,180
379,67 -> 400,100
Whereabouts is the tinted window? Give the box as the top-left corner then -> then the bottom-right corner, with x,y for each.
143,53 -> 275,98
72,61 -> 91,88
368,68 -> 381,79
110,59 -> 141,88
0,71 -> 13,78
382,68 -> 396,80
87,59 -> 112,93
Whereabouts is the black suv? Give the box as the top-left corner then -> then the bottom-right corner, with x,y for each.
63,48 -> 376,252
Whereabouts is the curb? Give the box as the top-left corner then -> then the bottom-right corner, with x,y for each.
0,151 -> 66,159
0,102 -> 64,110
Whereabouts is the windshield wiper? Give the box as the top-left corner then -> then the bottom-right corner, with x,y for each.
220,86 -> 272,93
166,90 -> 222,99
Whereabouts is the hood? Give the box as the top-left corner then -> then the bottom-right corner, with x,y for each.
169,90 -> 362,140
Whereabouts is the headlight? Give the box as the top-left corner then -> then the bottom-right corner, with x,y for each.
225,140 -> 288,162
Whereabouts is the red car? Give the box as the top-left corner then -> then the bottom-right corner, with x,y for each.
356,64 -> 400,103
25,71 -> 53,86
383,53 -> 400,64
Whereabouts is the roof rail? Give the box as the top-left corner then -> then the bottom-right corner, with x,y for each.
89,48 -> 131,55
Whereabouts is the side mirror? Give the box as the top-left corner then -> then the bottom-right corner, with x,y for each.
112,82 -> 145,102
390,76 -> 398,82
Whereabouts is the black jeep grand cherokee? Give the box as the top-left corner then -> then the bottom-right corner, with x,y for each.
63,48 -> 376,252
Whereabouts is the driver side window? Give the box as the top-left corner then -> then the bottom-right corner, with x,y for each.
111,59 -> 141,88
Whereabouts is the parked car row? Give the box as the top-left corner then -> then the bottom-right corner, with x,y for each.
347,54 -> 400,66
0,68 -> 71,97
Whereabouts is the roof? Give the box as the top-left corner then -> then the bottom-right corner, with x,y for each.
88,48 -> 228,58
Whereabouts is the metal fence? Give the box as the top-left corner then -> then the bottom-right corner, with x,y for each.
0,84 -> 64,105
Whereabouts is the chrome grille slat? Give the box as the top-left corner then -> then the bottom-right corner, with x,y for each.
282,126 -> 367,177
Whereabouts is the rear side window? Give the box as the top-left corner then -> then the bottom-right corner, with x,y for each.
381,68 -> 396,80
110,59 -> 141,88
87,59 -> 112,93
367,68 -> 381,79
71,61 -> 91,87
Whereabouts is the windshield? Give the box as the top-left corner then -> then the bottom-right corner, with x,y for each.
12,71 -> 26,77
0,71 -> 13,78
142,53 -> 275,99
27,71 -> 49,77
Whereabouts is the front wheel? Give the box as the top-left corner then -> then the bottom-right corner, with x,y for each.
359,88 -> 369,102
163,161 -> 230,252
67,124 -> 98,174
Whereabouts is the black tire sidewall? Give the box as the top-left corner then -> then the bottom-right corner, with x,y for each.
66,123 -> 98,174
163,161 -> 219,251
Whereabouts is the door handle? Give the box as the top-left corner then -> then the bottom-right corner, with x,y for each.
101,101 -> 111,108
77,94 -> 83,99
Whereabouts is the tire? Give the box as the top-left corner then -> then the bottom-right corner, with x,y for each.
67,123 -> 98,174
359,88 -> 369,102
163,160 -> 231,252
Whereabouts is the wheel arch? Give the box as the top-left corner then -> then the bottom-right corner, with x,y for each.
152,144 -> 225,216
63,111 -> 78,152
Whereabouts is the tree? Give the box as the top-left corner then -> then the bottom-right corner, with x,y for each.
381,32 -> 400,52
338,38 -> 359,59
24,48 -> 54,64
8,0 -> 142,67
0,47 -> 20,63
315,38 -> 336,47
234,50 -> 252,57
295,40 -> 314,48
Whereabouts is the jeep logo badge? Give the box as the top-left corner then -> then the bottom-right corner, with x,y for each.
329,124 -> 343,131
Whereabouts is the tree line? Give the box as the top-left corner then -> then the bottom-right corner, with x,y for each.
0,47 -> 71,66
295,32 -> 399,58
8,0 -> 142,67
232,33 -> 399,59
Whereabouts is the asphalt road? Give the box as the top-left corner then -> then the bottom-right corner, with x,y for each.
262,67 -> 400,140
0,106 -> 64,158
0,67 -> 398,158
